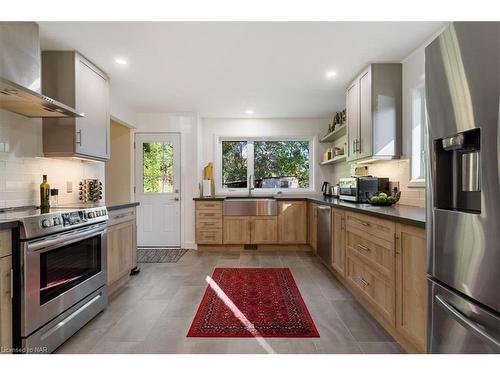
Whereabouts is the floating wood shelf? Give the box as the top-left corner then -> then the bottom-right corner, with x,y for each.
319,155 -> 346,166
320,125 -> 347,143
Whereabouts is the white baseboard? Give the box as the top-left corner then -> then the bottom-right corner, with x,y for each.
182,241 -> 197,250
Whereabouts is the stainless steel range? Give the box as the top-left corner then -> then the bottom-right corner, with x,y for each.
4,206 -> 109,353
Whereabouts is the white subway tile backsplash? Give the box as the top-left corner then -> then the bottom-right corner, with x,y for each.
0,109 -> 105,208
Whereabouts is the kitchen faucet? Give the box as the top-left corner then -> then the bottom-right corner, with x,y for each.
248,174 -> 254,196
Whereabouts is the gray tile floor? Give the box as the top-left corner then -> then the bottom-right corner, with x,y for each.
56,250 -> 403,354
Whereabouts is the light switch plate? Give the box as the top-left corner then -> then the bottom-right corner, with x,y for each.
66,181 -> 73,193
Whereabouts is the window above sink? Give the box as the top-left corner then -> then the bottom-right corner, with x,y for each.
216,136 -> 315,195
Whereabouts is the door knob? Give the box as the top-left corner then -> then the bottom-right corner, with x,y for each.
174,197 -> 180,201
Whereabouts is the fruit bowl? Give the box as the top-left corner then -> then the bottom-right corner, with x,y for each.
366,191 -> 401,206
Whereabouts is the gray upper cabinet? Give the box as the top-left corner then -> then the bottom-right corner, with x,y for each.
42,51 -> 110,161
346,80 -> 359,161
346,63 -> 402,162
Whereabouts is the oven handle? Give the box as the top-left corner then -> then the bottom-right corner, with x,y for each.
26,224 -> 106,253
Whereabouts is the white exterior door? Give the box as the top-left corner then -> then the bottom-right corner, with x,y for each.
135,133 -> 181,247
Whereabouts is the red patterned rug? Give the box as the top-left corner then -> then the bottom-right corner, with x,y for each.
187,268 -> 319,338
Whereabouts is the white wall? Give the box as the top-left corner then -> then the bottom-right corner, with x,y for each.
199,117 -> 330,194
134,113 -> 199,249
0,109 -> 104,208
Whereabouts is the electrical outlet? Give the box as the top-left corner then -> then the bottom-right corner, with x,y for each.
66,181 -> 73,193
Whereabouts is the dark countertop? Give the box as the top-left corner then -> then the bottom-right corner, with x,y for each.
0,220 -> 18,229
104,202 -> 140,211
194,194 -> 425,228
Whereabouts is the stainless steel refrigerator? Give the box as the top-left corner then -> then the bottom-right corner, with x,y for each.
425,22 -> 500,353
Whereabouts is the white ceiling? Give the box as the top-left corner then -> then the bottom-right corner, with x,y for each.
39,22 -> 444,119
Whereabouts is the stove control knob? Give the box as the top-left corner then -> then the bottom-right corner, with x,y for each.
87,212 -> 95,219
95,211 -> 101,217
102,209 -> 107,216
41,219 -> 53,228
53,217 -> 61,226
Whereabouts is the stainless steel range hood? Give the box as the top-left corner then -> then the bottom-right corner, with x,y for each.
0,77 -> 83,118
0,22 -> 83,118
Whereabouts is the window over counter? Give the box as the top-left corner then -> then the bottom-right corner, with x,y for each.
219,137 -> 313,193
410,85 -> 426,186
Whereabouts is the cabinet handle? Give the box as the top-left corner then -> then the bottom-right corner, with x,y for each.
357,244 -> 369,252
395,234 -> 401,255
76,130 -> 82,145
356,218 -> 370,227
10,269 -> 14,299
360,277 -> 369,287
357,139 -> 361,153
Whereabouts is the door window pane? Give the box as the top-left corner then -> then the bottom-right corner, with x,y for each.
222,141 -> 248,188
143,142 -> 174,193
254,141 -> 310,189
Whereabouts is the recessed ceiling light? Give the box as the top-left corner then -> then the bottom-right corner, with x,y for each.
246,109 -> 254,115
326,71 -> 337,78
115,57 -> 127,65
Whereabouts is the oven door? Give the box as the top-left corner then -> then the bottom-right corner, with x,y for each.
21,223 -> 107,337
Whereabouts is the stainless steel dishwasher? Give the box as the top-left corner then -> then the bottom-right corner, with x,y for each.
316,205 -> 332,266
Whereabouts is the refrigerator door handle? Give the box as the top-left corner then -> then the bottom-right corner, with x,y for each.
435,295 -> 500,351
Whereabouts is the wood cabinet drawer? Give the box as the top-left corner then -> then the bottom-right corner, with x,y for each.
346,225 -> 394,280
346,211 -> 395,243
108,207 -> 136,226
197,218 -> 223,229
0,230 -> 11,258
346,250 -> 395,326
196,201 -> 223,210
196,210 -> 222,219
197,229 -> 223,244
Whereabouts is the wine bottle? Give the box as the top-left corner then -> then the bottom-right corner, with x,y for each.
40,175 -> 51,209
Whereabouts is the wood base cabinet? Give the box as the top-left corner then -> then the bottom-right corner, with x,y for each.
250,217 -> 278,244
346,250 -> 395,325
331,208 -> 346,277
107,207 -> 137,294
395,223 -> 427,353
223,216 -> 278,245
278,201 -> 307,244
223,217 -> 251,244
333,211 -> 427,353
196,201 -> 223,244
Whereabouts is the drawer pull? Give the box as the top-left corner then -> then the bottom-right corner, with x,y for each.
360,277 -> 369,287
113,213 -> 131,220
357,244 -> 370,252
